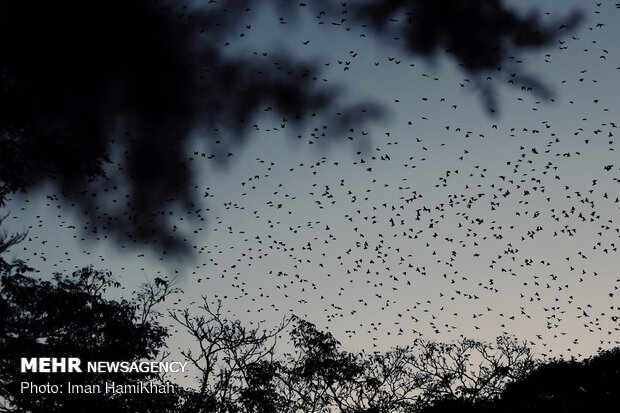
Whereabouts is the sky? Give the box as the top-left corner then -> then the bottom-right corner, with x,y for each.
2,0 -> 619,386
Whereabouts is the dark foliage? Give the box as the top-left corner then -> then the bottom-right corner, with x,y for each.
1,257 -> 617,412
0,0 -> 377,257
0,214 -> 32,276
0,0 -> 580,257
0,266 -> 180,412
417,348 -> 620,413
174,303 -> 537,412
495,348 -> 620,413
356,0 -> 581,110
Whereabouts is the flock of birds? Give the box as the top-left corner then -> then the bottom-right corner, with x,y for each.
4,1 -> 619,363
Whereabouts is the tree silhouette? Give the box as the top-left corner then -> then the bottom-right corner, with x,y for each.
170,299 -> 290,413
0,214 -> 29,274
2,256 -> 617,412
416,348 -> 620,413
0,265 -> 181,412
174,303 -> 537,412
278,317 -> 365,412
0,0 -> 581,257
495,347 -> 620,413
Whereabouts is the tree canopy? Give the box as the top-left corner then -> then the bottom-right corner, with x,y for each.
1,259 -> 618,412
0,0 -> 580,256
0,265 -> 180,412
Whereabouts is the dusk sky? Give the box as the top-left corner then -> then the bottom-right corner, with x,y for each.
2,0 -> 619,386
